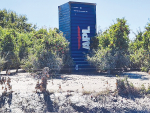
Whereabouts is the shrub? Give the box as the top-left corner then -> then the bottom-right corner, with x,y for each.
146,85 -> 150,94
87,48 -> 130,72
97,18 -> 130,51
21,50 -> 71,75
35,50 -> 63,75
130,48 -> 150,71
88,18 -> 130,72
140,84 -> 146,95
0,56 -> 6,72
2,51 -> 20,73
21,54 -> 37,72
141,67 -> 149,72
20,28 -> 73,74
116,77 -> 142,97
33,29 -> 72,74
0,28 -> 21,72
87,48 -> 116,71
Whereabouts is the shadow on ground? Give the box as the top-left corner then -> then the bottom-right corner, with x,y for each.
0,92 -> 12,109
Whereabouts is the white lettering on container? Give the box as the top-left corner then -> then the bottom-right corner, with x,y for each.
82,26 -> 90,50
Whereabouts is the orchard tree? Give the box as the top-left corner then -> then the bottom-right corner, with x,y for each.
130,22 -> 150,51
0,29 -> 20,73
129,22 -> 150,71
18,38 -> 28,61
110,18 -> 130,50
1,31 -> 15,53
100,18 -> 130,50
142,23 -> 150,51
88,18 -> 130,71
128,29 -> 144,55
0,9 -> 36,33
34,28 -> 48,39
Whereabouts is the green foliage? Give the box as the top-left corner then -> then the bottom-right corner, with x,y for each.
146,85 -> 150,94
87,18 -> 130,71
0,9 -> 36,33
143,23 -> 150,50
141,67 -> 149,72
0,27 -> 71,73
0,28 -> 20,71
129,30 -> 144,52
35,50 -> 63,74
18,40 -> 28,60
140,84 -> 146,95
87,48 -> 116,71
129,26 -> 150,70
90,36 -> 99,50
1,29 -> 15,53
43,29 -> 69,54
97,18 -> 130,51
21,54 -> 36,72
20,28 -> 72,74
34,28 -> 48,39
0,9 -> 72,73
3,51 -> 20,70
17,33 -> 31,60
130,48 -> 145,68
87,48 -> 130,71
0,55 -> 6,72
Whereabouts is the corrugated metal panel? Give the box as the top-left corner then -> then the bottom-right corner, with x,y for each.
58,2 -> 71,42
59,2 -> 96,71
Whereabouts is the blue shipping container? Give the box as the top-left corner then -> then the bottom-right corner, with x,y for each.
58,1 -> 96,71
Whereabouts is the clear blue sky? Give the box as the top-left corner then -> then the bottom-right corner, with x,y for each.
1,0 -> 150,40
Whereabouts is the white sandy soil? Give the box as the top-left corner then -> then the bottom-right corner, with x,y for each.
0,69 -> 150,112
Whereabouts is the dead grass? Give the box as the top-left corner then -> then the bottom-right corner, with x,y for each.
82,90 -> 91,95
116,77 -> 146,98
95,88 -> 111,96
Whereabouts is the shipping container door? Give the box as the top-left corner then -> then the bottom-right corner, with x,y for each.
70,2 -> 96,71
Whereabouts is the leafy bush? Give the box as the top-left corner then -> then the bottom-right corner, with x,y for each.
90,36 -> 99,50
3,51 -> 20,73
140,84 -> 146,95
0,56 -> 6,72
0,28 -> 21,72
97,18 -> 130,51
0,28 -> 14,49
35,50 -> 63,74
130,48 -> 150,71
0,10 -> 72,74
87,48 -> 116,71
21,50 -> 72,75
87,48 -> 130,72
21,28 -> 73,74
114,50 -> 130,68
129,22 -> 150,71
21,54 -> 36,72
87,18 -> 130,72
146,85 -> 150,94
0,9 -> 36,33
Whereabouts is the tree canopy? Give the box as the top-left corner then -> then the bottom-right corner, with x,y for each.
0,9 -> 36,33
